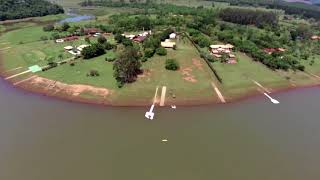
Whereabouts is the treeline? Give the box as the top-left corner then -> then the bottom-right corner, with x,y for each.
0,0 -> 64,21
220,8 -> 278,28
80,0 -> 217,16
209,0 -> 320,20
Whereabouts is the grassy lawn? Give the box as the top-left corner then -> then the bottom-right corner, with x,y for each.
0,22 -> 116,70
0,26 -> 52,45
301,55 -> 320,74
211,52 -> 289,99
110,37 -> 217,104
36,37 -> 218,104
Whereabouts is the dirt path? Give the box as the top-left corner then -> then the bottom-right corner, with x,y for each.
251,80 -> 272,93
160,86 -> 167,107
0,47 -> 11,51
4,66 -> 23,73
307,72 -> 320,80
5,70 -> 31,80
153,86 -> 159,105
211,82 -> 226,103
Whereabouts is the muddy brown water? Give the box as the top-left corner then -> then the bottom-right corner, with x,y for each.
1,78 -> 320,180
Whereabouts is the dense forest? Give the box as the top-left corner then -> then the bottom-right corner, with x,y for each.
209,0 -> 320,20
0,0 -> 64,21
219,8 -> 278,28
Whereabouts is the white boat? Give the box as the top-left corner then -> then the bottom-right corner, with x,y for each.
171,105 -> 176,109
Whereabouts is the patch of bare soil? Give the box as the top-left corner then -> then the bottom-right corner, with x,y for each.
192,58 -> 203,71
181,67 -> 197,83
138,69 -> 152,79
30,76 -> 111,98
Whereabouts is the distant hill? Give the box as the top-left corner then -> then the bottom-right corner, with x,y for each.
209,0 -> 320,20
285,0 -> 312,4
285,0 -> 320,4
0,0 -> 64,21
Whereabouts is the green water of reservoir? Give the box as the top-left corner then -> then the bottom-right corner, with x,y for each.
0,79 -> 320,180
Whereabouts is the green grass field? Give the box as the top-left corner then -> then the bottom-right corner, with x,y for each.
211,52 -> 290,99
37,37 -> 218,104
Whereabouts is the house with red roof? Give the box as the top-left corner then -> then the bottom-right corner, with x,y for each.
263,48 -> 286,55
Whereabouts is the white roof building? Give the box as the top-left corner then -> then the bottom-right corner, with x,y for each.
169,33 -> 176,39
64,46 -> 73,51
77,44 -> 89,51
210,44 -> 234,49
161,41 -> 176,48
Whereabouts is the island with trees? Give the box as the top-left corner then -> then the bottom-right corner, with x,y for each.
0,0 -> 320,106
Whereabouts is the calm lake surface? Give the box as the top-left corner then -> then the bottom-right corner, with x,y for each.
0,78 -> 320,180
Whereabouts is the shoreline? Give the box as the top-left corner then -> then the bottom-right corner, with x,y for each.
1,66 -> 320,107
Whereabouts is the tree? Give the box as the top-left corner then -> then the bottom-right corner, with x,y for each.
113,46 -> 142,87
61,22 -> 70,31
156,47 -> 167,56
220,52 -> 229,63
115,33 -> 125,43
165,59 -> 179,71
43,24 -> 54,32
51,32 -> 60,40
82,43 -> 105,59
0,0 -> 64,21
85,37 -> 91,44
122,38 -> 133,46
97,35 -> 107,44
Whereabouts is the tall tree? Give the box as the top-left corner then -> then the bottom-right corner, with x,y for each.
113,46 -> 142,87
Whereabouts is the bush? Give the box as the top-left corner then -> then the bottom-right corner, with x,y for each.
141,56 -> 148,62
122,38 -> 133,46
105,56 -> 116,62
165,59 -> 179,71
61,22 -> 70,31
51,32 -> 60,40
115,33 -> 124,43
89,70 -> 100,76
297,65 -> 305,71
156,47 -> 167,56
40,36 -> 48,41
98,35 -> 107,44
144,48 -> 155,58
43,24 -> 54,32
48,61 -> 58,68
104,42 -> 114,50
82,43 -> 106,59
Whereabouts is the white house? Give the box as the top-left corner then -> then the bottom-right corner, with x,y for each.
169,33 -> 177,39
77,44 -> 89,51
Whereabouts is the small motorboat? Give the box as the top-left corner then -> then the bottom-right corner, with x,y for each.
171,105 -> 176,109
